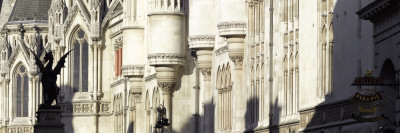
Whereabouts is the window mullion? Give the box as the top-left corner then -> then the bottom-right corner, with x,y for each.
80,42 -> 83,92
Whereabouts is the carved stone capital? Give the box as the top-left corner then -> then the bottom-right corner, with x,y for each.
199,67 -> 212,81
131,92 -> 142,103
229,56 -> 244,70
158,82 -> 175,95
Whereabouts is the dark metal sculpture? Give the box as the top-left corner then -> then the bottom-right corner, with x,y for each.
30,50 -> 73,106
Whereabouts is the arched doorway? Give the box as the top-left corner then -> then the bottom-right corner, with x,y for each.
379,59 -> 396,133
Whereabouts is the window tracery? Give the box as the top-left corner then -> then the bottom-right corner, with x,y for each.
282,0 -> 299,117
71,28 -> 88,92
318,0 -> 333,98
247,0 -> 265,124
216,64 -> 232,131
14,64 -> 29,117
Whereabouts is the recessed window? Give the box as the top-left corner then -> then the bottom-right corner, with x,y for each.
72,29 -> 88,92
15,65 -> 28,117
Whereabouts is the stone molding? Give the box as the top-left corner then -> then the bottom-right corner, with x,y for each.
145,73 -> 157,82
188,35 -> 215,50
101,1 -> 123,29
64,1 -> 91,34
111,78 -> 127,88
148,0 -> 185,16
229,56 -> 244,69
130,93 -> 142,103
7,126 -> 33,133
6,26 -> 48,34
61,102 -> 111,116
217,85 -> 233,93
148,53 -> 185,66
357,0 -> 393,20
113,36 -> 123,49
0,62 -> 9,76
217,21 -> 247,37
215,45 -> 229,55
53,24 -> 63,41
122,64 -> 145,77
299,100 -> 354,129
8,44 -> 20,67
158,82 -> 175,95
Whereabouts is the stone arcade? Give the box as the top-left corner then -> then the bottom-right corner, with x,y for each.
0,0 -> 397,133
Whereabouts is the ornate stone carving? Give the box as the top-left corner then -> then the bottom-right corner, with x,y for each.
215,45 -> 228,55
199,67 -> 212,81
148,0 -> 185,15
229,56 -> 244,69
188,35 -> 215,50
122,65 -> 145,77
158,82 -> 175,95
54,25 -> 63,41
145,73 -> 157,82
62,102 -> 111,115
217,22 -> 247,37
64,1 -> 91,34
113,36 -> 123,49
110,78 -> 127,88
7,46 -> 21,69
8,126 -> 33,133
148,53 -> 185,66
131,93 -> 142,103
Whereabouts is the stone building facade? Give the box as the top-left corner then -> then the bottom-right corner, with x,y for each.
0,0 -> 390,133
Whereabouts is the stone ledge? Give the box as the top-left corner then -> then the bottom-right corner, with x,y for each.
188,35 -> 215,50
148,53 -> 185,66
217,21 -> 247,37
122,64 -> 145,77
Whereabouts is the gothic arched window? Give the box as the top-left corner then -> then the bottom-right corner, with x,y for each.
72,29 -> 88,92
14,64 -> 29,117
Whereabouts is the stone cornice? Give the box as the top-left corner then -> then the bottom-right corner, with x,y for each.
188,35 -> 215,50
357,0 -> 396,21
217,21 -> 247,37
122,65 -> 145,77
148,53 -> 185,66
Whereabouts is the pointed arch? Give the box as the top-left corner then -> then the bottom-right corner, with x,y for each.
329,22 -> 334,43
12,62 -> 29,118
68,26 -> 89,92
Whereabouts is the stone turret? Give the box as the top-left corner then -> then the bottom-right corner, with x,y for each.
147,0 -> 186,132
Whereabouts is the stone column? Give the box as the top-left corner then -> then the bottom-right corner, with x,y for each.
200,67 -> 212,133
122,65 -> 144,133
3,79 -> 9,126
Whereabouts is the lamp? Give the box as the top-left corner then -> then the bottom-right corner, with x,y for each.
154,105 -> 170,133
